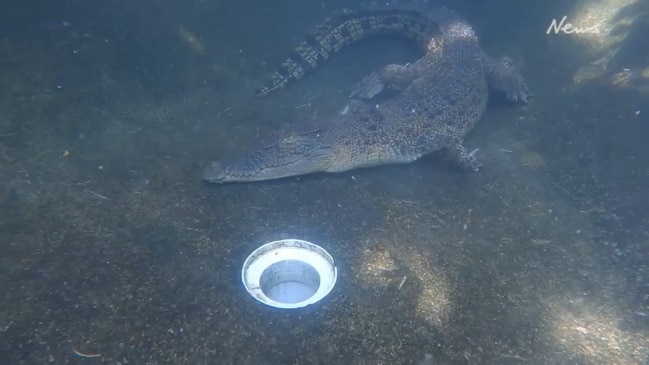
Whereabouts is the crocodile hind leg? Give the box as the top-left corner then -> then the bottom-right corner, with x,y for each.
349,33 -> 445,99
348,63 -> 419,99
350,51 -> 532,104
481,52 -> 532,103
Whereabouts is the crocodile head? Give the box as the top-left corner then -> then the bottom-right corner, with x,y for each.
202,127 -> 336,183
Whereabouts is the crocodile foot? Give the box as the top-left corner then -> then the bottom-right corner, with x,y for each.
483,54 -> 532,104
349,63 -> 416,99
447,143 -> 481,171
349,71 -> 385,99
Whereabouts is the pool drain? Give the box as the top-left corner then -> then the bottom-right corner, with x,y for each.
241,239 -> 337,309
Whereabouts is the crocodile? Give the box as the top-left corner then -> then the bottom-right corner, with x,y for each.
203,3 -> 531,183
254,2 -> 530,102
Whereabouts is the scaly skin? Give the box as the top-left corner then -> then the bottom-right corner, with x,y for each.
254,8 -> 443,97
254,4 -> 531,103
203,9 -> 490,183
203,4 -> 531,183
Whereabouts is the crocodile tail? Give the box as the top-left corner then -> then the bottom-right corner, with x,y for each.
254,8 -> 442,97
360,0 -> 463,27
361,0 -> 478,44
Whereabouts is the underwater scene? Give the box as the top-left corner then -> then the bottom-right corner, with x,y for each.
1,0 -> 648,363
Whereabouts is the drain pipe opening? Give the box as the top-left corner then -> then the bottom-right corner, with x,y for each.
241,239 -> 337,309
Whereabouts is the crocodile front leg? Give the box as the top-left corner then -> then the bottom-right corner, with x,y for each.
446,142 -> 481,171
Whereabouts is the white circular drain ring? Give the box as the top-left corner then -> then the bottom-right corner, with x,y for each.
241,239 -> 337,309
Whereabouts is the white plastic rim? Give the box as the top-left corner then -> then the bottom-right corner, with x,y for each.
241,239 -> 337,309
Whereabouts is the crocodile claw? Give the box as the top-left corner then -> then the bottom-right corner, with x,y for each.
507,78 -> 532,104
484,55 -> 532,104
447,143 -> 481,172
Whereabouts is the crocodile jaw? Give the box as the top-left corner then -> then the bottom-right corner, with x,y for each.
203,122 -> 342,184
202,153 -> 334,184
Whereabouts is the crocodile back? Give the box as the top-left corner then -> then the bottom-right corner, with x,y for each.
326,20 -> 487,167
